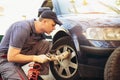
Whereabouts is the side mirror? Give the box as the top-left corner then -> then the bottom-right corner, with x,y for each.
38,7 -> 51,17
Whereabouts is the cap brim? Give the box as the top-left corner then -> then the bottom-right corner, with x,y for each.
54,19 -> 62,25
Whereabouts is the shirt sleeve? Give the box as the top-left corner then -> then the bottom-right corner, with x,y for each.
9,24 -> 29,49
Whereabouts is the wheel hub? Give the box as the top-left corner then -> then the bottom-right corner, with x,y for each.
59,59 -> 70,68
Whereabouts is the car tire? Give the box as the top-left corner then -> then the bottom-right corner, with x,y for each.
104,47 -> 120,80
50,36 -> 79,80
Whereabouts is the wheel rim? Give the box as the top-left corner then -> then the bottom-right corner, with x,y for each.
53,45 -> 78,78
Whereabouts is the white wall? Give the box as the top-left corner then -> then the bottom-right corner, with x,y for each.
0,0 -> 43,35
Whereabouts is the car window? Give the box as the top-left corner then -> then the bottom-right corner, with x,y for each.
56,0 -> 120,15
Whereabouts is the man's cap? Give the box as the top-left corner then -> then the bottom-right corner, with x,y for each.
40,10 -> 62,25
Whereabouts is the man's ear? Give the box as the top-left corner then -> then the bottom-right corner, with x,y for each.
42,19 -> 47,24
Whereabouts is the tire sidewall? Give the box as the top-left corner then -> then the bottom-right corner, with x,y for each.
104,47 -> 120,80
50,36 -> 79,80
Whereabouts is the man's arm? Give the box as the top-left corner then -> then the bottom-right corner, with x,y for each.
7,46 -> 50,63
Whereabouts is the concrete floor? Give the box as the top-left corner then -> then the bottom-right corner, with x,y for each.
22,62 -> 56,80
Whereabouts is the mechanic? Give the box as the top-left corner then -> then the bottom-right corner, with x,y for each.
0,10 -> 62,80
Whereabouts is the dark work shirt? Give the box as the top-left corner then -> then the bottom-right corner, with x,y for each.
0,19 -> 45,54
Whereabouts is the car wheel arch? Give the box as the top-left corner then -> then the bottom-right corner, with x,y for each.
52,31 -> 81,53
52,31 -> 69,44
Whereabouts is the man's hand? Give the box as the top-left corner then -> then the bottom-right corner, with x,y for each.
46,50 -> 71,61
33,55 -> 51,63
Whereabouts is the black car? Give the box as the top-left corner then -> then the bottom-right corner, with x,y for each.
39,0 -> 120,80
